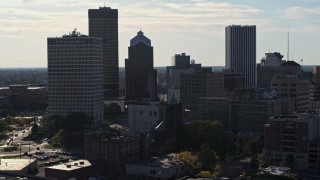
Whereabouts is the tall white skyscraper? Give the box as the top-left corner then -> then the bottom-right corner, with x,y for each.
225,25 -> 256,87
47,29 -> 104,126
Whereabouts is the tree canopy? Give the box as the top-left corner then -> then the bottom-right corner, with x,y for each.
180,120 -> 237,160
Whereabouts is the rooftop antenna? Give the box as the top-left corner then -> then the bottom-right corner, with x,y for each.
104,2 -> 106,7
287,31 -> 290,61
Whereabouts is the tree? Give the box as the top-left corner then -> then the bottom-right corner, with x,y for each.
31,123 -> 39,134
181,120 -> 237,159
197,171 -> 212,178
177,151 -> 201,172
0,121 -> 10,135
199,143 -> 219,171
4,116 -> 16,125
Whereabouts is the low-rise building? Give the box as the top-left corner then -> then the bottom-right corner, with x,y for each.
0,159 -> 37,174
84,132 -> 141,178
45,159 -> 94,180
0,85 -> 47,110
126,154 -> 186,180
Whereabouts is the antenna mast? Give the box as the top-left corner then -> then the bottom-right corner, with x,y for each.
287,31 -> 290,61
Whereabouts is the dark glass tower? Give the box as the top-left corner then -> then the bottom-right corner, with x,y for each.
88,7 -> 119,98
125,31 -> 157,101
225,25 -> 256,87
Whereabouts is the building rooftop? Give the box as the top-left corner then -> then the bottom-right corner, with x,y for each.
62,28 -> 87,38
0,159 -> 36,172
128,153 -> 183,169
281,61 -> 300,67
130,31 -> 151,47
45,160 -> 91,171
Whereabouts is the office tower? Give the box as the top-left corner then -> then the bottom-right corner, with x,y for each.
180,71 -> 224,110
271,61 -> 309,111
125,31 -> 157,101
47,30 -> 104,126
166,53 -> 203,89
225,25 -> 256,87
309,66 -> 320,110
172,53 -> 190,69
88,6 -> 119,98
257,52 -> 284,88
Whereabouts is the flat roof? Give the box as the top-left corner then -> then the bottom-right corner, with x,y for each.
0,159 -> 36,171
46,160 -> 91,171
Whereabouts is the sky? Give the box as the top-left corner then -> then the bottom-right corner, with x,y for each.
0,0 -> 319,67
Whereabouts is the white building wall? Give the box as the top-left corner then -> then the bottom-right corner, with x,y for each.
128,102 -> 166,136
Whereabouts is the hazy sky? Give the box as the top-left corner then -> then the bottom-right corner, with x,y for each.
0,0 -> 319,67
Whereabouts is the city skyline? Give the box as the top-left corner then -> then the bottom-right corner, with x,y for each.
0,0 -> 320,67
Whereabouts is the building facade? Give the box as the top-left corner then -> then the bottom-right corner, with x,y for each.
125,31 -> 157,101
225,25 -> 256,87
84,132 -> 141,179
309,66 -> 320,110
47,30 -> 104,125
180,71 -> 224,110
127,101 -> 167,136
0,85 -> 47,111
257,52 -> 284,88
171,53 -> 190,69
89,6 -> 119,98
126,154 -> 186,180
264,113 -> 320,170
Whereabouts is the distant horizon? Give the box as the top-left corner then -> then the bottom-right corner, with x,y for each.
0,64 -> 318,69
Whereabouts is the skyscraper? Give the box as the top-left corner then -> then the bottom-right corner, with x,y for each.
88,6 -> 119,98
47,29 -> 104,126
225,25 -> 256,87
125,31 -> 157,101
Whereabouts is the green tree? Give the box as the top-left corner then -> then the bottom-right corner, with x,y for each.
52,129 -> 65,145
177,151 -> 201,172
199,143 -> 219,170
0,121 -> 10,135
181,120 -> 237,159
4,116 -> 16,125
197,171 -> 212,178
31,123 -> 39,134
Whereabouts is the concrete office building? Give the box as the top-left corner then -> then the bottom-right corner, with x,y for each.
226,25 -> 256,87
47,30 -> 104,126
0,85 -> 47,110
271,61 -> 309,111
125,31 -> 157,101
198,88 -> 290,133
257,52 -> 285,88
309,66 -> 320,110
264,112 -> 320,170
89,6 -> 119,98
171,53 -> 190,69
180,71 -> 224,110
167,53 -> 203,89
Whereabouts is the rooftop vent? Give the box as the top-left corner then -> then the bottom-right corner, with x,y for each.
66,165 -> 71,168
79,161 -> 85,165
